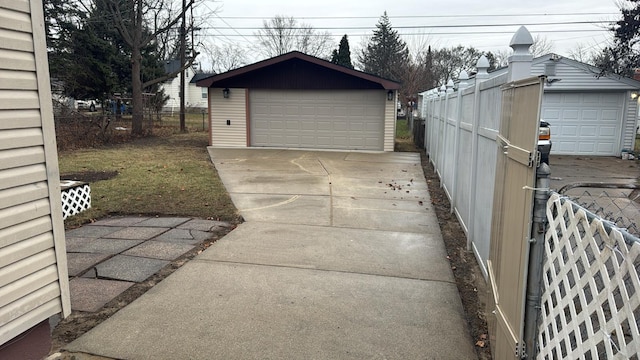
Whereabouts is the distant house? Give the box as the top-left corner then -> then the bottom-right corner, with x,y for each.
196,51 -> 400,151
0,1 -> 71,359
160,60 -> 213,113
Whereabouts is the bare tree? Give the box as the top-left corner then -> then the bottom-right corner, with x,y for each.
254,15 -> 333,59
568,43 -> 602,65
398,47 -> 435,105
530,34 -> 554,57
490,49 -> 511,68
155,3 -> 213,61
430,45 -> 484,86
203,43 -> 247,73
98,0 -> 199,135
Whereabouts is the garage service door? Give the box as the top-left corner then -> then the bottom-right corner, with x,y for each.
250,89 -> 385,150
541,92 -> 623,155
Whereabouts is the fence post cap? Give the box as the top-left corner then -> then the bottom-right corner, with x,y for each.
476,55 -> 490,77
508,26 -> 534,81
446,79 -> 455,93
459,70 -> 470,89
509,26 -> 534,51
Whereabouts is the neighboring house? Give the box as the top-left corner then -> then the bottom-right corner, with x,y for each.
0,1 -> 70,358
421,54 -> 640,156
160,60 -> 212,112
196,51 -> 400,151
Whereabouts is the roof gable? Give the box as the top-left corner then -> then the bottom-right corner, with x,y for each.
196,51 -> 400,90
536,54 -> 640,88
190,72 -> 215,84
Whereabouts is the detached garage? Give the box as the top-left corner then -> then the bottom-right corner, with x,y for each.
197,51 -> 400,151
530,54 -> 640,156
465,54 -> 640,156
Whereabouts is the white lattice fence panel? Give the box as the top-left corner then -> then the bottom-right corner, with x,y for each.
61,183 -> 91,219
538,193 -> 640,359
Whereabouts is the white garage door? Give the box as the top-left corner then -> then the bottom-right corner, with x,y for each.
541,92 -> 623,155
250,89 -> 385,150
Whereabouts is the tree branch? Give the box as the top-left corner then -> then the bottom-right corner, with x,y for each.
144,0 -> 195,46
102,0 -> 133,46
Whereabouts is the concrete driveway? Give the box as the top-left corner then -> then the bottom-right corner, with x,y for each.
213,149 -> 437,232
66,149 -> 477,359
549,155 -> 639,191
549,155 -> 640,235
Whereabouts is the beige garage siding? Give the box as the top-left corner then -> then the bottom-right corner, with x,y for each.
384,90 -> 397,152
209,87 -> 247,147
0,0 -> 70,346
250,89 -> 387,151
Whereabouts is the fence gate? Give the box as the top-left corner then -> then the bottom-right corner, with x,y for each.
487,77 -> 544,359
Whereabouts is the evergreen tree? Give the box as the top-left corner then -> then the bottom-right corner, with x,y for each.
358,12 -> 409,80
64,6 -> 128,101
330,35 -> 353,68
44,0 -> 83,95
44,0 -> 169,115
598,1 -> 640,77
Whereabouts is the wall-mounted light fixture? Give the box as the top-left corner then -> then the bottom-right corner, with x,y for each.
631,92 -> 638,100
387,90 -> 394,101
222,88 -> 230,98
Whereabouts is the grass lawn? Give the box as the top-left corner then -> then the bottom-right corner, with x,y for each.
158,112 -> 209,131
395,118 -> 418,152
58,131 -> 239,228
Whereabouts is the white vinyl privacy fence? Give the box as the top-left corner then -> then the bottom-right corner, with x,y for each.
539,193 -> 640,359
423,60 -> 507,277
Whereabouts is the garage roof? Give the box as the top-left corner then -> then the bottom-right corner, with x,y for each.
196,51 -> 401,90
483,53 -> 640,91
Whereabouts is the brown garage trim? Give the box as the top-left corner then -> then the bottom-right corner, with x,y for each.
207,91 -> 212,146
245,89 -> 251,146
196,51 -> 400,90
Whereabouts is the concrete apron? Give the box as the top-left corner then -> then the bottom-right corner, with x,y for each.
66,148 -> 477,360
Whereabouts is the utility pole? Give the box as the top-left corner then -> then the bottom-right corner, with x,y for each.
179,0 -> 186,132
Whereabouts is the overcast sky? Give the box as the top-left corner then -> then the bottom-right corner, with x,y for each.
196,0 -> 623,66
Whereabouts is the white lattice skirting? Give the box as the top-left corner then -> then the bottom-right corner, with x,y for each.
60,181 -> 91,219
539,193 -> 640,359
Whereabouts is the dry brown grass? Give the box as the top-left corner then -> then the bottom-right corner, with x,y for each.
58,132 -> 240,228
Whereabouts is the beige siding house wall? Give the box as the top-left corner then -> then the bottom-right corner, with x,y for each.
0,0 -> 70,347
160,69 -> 209,111
209,88 -> 247,147
384,90 -> 397,152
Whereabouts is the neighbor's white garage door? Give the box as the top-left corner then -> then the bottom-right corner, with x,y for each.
541,92 -> 623,156
250,89 -> 385,150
